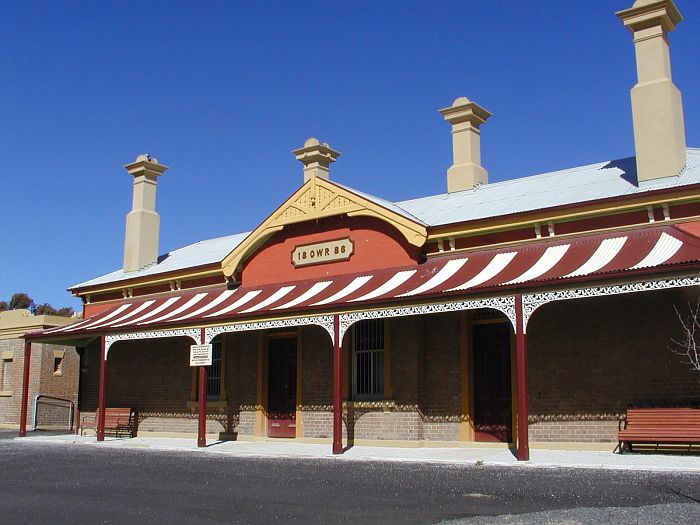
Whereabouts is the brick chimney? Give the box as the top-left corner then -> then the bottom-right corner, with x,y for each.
439,97 -> 492,193
123,154 -> 168,272
293,138 -> 341,182
617,0 -> 686,182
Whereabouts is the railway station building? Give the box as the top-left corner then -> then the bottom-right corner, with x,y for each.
20,0 -> 700,460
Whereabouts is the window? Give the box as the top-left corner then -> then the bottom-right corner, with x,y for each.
206,340 -> 222,399
352,319 -> 384,400
1,350 -> 13,395
53,357 -> 63,376
53,350 -> 65,376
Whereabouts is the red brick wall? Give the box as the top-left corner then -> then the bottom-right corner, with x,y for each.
242,216 -> 420,287
421,313 -> 461,441
0,339 -> 77,429
80,332 -> 263,436
299,315 -> 463,442
527,288 -> 700,442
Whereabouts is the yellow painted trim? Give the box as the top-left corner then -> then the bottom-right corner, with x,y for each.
510,327 -> 518,446
220,334 -> 227,401
189,367 -> 197,401
74,269 -> 224,299
341,332 -> 349,399
427,216 -> 700,260
221,176 -> 427,277
458,312 -> 474,441
0,309 -> 75,339
428,193 -> 700,242
255,333 -> 266,437
296,329 -> 303,439
383,318 -> 392,400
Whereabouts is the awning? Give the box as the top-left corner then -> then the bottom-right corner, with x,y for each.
30,223 -> 700,340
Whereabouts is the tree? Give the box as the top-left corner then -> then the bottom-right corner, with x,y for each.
56,307 -> 75,317
669,300 -> 700,377
9,293 -> 34,312
1,293 -> 74,317
34,303 -> 58,316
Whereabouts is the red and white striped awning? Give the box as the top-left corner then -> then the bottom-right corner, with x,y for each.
33,223 -> 700,339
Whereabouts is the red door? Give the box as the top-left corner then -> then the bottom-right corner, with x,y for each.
473,323 -> 513,443
267,338 -> 297,438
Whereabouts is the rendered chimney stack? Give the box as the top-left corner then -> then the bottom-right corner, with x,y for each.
123,154 -> 168,272
293,138 -> 341,182
617,0 -> 686,182
439,97 -> 492,193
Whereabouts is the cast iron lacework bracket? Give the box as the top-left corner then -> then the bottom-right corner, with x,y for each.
104,328 -> 202,360
522,276 -> 700,334
338,296 -> 517,343
205,316 -> 336,345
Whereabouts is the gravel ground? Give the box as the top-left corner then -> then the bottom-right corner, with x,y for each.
443,502 -> 700,524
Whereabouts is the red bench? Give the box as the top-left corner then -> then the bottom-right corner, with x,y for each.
80,408 -> 135,438
618,407 -> 700,453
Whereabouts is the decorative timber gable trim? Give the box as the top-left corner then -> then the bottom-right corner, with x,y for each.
221,176 -> 428,278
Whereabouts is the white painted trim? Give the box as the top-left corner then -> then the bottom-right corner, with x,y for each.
105,328 -> 202,359
522,275 -> 700,333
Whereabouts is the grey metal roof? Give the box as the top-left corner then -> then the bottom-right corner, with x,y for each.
72,149 -> 699,290
395,149 -> 700,226
71,231 -> 250,289
331,181 -> 427,225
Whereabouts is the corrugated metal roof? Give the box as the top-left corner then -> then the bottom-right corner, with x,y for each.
71,231 -> 250,289
71,149 -> 700,290
331,181 -> 427,225
395,149 -> 700,226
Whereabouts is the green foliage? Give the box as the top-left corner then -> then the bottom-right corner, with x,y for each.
34,303 -> 57,315
9,292 -> 34,311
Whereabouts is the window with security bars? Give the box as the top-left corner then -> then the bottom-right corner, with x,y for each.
352,319 -> 384,400
206,341 -> 222,399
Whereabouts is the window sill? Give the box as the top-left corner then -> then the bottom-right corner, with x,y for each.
0,390 -> 12,397
343,399 -> 395,411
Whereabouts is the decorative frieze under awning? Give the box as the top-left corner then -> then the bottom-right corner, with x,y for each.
27,223 -> 700,343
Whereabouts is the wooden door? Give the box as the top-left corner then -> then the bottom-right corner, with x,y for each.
473,323 -> 512,443
267,337 -> 297,438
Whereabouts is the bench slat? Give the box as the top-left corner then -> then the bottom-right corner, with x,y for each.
80,408 -> 135,438
618,407 -> 700,452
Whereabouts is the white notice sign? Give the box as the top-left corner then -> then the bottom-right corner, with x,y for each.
190,344 -> 212,367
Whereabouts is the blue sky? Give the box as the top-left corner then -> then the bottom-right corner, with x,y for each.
1,1 -> 699,312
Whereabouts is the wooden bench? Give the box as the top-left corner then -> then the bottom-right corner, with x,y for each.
618,407 -> 700,453
80,408 -> 135,438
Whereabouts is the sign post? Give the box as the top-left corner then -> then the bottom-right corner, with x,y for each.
191,342 -> 211,448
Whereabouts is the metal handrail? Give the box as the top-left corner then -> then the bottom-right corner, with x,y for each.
31,394 -> 74,431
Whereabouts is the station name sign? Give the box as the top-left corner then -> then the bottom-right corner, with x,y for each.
190,344 -> 212,367
292,238 -> 354,268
